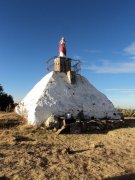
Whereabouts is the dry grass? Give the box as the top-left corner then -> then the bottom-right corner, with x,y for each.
117,108 -> 135,117
0,112 -> 135,180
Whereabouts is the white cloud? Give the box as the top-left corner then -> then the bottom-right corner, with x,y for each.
104,89 -> 135,108
84,60 -> 135,73
130,56 -> 135,60
83,42 -> 135,73
105,88 -> 135,95
124,42 -> 135,56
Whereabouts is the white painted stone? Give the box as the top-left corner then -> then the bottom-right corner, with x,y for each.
15,71 -> 121,125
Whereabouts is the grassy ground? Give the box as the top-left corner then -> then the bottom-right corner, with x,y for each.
0,112 -> 135,180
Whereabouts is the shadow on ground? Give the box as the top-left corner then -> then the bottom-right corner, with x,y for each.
104,173 -> 135,180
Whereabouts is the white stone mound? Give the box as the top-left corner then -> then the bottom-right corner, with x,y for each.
15,72 -> 121,125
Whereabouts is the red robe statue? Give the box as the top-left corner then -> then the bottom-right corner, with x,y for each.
59,37 -> 66,57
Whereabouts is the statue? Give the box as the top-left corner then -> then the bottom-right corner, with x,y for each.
59,37 -> 66,57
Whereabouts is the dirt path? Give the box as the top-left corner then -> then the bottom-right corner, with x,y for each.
0,112 -> 135,180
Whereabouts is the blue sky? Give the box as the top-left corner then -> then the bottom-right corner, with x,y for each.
0,0 -> 135,108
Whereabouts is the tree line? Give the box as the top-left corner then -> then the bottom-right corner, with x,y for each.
0,84 -> 14,111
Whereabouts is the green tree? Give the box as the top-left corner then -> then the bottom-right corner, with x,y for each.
0,84 -> 14,111
0,84 -> 3,95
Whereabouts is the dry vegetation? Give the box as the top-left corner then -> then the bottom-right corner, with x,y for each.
0,112 -> 135,180
117,108 -> 135,117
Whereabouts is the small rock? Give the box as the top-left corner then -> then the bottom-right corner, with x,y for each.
90,143 -> 95,148
44,114 -> 59,129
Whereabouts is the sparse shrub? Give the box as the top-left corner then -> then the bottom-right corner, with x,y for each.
117,108 -> 135,117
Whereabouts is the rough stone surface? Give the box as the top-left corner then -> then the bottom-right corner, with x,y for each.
15,72 -> 121,125
44,114 -> 59,129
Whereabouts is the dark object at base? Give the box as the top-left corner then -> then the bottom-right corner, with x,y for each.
70,123 -> 82,134
56,118 -> 125,134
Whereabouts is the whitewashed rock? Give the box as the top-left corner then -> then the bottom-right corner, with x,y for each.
44,114 -> 59,129
15,71 -> 121,125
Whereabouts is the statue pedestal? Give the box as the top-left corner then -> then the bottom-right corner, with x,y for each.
54,57 -> 75,84
54,57 -> 71,73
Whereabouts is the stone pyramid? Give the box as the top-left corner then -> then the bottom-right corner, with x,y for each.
15,71 -> 121,125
